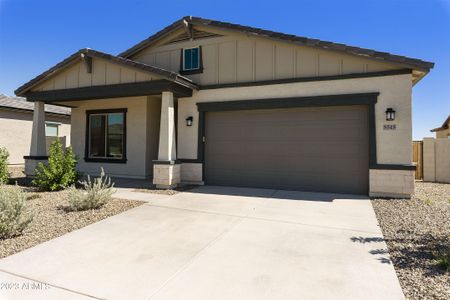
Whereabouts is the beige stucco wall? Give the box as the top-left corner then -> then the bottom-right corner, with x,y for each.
31,57 -> 163,92
0,109 -> 70,165
70,96 -> 160,179
133,32 -> 398,86
178,73 -> 413,166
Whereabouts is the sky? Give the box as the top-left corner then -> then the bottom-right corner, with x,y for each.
0,0 -> 449,139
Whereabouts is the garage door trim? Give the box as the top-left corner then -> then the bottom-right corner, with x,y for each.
195,93 -> 378,182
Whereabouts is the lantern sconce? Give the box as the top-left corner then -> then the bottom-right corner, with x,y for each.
385,108 -> 395,121
186,116 -> 193,126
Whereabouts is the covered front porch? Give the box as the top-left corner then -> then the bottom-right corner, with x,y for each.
15,49 -> 198,189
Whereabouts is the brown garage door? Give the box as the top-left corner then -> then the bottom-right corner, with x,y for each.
204,105 -> 369,194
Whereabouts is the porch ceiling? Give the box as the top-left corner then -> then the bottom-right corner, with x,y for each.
23,79 -> 193,102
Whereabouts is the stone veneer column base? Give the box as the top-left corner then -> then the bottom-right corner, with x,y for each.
369,169 -> 415,198
153,163 -> 181,189
24,157 -> 48,177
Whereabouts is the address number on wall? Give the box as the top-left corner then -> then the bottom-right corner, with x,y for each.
383,124 -> 397,130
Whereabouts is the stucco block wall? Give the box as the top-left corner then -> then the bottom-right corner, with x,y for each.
178,73 -> 413,166
369,169 -> 415,198
180,163 -> 203,183
71,96 -> 159,179
423,137 -> 450,183
0,109 -> 70,165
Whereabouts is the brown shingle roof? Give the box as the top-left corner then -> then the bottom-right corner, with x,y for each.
119,16 -> 434,72
0,94 -> 70,115
15,48 -> 198,96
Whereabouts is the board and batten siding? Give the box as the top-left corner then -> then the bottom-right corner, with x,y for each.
132,34 -> 398,86
31,57 -> 163,92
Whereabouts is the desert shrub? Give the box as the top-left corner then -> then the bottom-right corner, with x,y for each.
67,168 -> 114,211
33,139 -> 79,191
434,248 -> 450,272
0,186 -> 33,238
0,147 -> 9,184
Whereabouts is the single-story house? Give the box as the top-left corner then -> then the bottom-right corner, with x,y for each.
15,16 -> 433,197
430,115 -> 450,138
0,94 -> 70,165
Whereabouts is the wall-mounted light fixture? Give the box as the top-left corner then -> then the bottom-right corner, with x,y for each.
385,108 -> 396,121
186,116 -> 193,126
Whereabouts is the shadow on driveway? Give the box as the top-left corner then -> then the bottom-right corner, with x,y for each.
188,185 -> 369,202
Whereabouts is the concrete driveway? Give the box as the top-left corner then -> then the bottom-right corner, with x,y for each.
0,186 -> 404,300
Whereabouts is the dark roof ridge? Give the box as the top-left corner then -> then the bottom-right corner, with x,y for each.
119,16 -> 434,72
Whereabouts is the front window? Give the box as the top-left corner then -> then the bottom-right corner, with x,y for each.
87,109 -> 126,161
45,122 -> 59,137
183,47 -> 200,71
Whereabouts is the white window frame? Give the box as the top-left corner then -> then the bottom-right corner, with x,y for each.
182,46 -> 200,71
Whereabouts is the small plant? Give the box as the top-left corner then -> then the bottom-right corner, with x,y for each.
33,139 -> 79,191
0,147 -> 9,184
423,198 -> 433,205
433,248 -> 450,272
0,186 -> 33,238
67,168 -> 114,211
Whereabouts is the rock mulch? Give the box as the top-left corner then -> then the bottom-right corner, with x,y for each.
0,186 -> 143,259
372,182 -> 450,299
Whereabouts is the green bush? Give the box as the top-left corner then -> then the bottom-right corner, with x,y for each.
32,139 -> 79,191
0,186 -> 33,238
67,168 -> 114,211
0,147 -> 9,184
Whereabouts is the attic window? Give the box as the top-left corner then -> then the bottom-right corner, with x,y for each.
180,47 -> 203,75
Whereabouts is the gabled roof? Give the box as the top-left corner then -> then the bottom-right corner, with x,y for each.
430,115 -> 450,132
119,16 -> 434,73
0,94 -> 70,115
15,48 -> 198,96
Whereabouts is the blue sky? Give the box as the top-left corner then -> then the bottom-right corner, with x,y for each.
0,0 -> 449,139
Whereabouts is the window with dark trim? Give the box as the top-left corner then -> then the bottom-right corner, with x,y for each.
85,109 -> 127,163
45,122 -> 59,137
180,46 -> 203,75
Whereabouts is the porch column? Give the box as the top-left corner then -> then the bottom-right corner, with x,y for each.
24,101 -> 48,176
153,91 -> 180,188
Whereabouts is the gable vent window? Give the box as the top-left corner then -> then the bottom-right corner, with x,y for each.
181,47 -> 203,75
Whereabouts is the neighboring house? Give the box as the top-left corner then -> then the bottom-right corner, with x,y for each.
14,16 -> 433,198
0,94 -> 71,165
430,115 -> 450,138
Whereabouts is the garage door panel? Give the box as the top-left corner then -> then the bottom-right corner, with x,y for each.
204,105 -> 369,194
206,140 -> 365,158
207,120 -> 364,140
206,167 -> 367,194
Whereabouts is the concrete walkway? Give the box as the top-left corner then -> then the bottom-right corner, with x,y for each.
0,186 -> 404,300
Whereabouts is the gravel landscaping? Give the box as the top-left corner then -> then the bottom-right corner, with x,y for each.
372,181 -> 450,299
0,186 -> 143,259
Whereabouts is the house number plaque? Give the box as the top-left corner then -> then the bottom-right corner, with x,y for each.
383,124 -> 397,130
